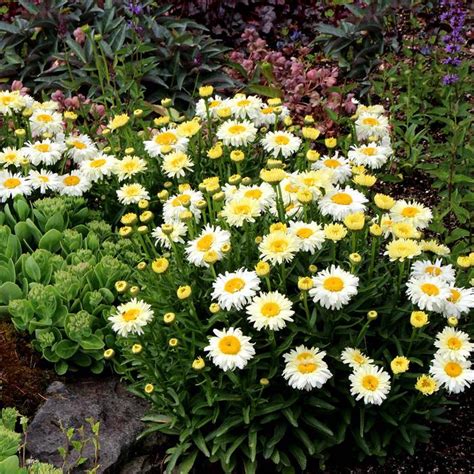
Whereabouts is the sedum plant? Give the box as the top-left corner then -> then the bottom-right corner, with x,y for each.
96,89 -> 473,471
0,195 -> 136,374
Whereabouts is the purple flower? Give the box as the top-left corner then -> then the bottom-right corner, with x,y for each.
442,73 -> 459,85
127,1 -> 143,16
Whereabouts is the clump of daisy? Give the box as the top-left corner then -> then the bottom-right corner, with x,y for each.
434,327 -> 473,361
430,354 -> 474,394
117,183 -> 150,205
211,269 -> 260,311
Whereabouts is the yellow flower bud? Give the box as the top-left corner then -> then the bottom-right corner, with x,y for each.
255,261 -> 270,277
298,277 -> 313,291
367,310 -> 378,320
132,344 -> 143,354
199,85 -> 214,97
306,150 -> 320,162
163,312 -> 176,324
369,224 -> 382,236
325,137 -> 337,148
410,311 -> 429,328
390,356 -> 410,374
137,261 -> 147,271
457,256 -> 471,268
144,383 -> 154,394
169,338 -> 179,347
349,253 -> 362,263
115,280 -> 128,293
192,357 -> 206,370
103,348 -> 115,359
209,303 -> 220,314
177,285 -> 192,300
152,258 -> 169,274
119,226 -> 133,237
129,286 -> 140,297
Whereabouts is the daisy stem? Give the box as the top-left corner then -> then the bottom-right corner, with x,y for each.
280,263 -> 287,292
406,328 -> 416,356
351,232 -> 357,254
209,263 -> 217,279
264,276 -> 272,292
355,319 -> 370,347
368,237 -> 377,279
303,291 -> 312,325
396,261 -> 406,300
275,183 -> 286,223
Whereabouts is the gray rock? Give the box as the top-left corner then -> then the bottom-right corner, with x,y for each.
26,377 -> 149,473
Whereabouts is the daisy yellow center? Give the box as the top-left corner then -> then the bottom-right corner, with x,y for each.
401,206 -> 420,218
425,265 -> 442,276
353,354 -> 365,364
285,183 -> 299,193
63,176 -> 80,186
323,276 -> 344,292
261,302 -> 281,318
72,140 -> 87,149
361,147 -> 376,156
0,96 -> 12,105
3,178 -> 21,189
362,117 -> 379,126
123,161 -> 139,172
224,277 -> 245,294
233,203 -> 251,215
197,234 -> 214,251
154,132 -> 177,146
296,352 -> 313,360
244,189 -> 263,199
90,158 -> 106,168
171,195 -> 189,207
444,362 -> 462,378
297,362 -> 318,374
274,135 -> 290,145
448,289 -> 461,303
170,156 -> 186,167
420,283 -> 439,296
35,144 -> 51,152
296,228 -> 313,239
269,238 -> 288,253
228,124 -> 246,135
331,192 -> 353,205
447,337 -> 462,351
324,159 -> 341,169
262,107 -> 274,115
218,335 -> 241,355
37,113 -> 53,123
122,308 -> 140,322
4,153 -> 17,162
362,375 -> 379,391
236,99 -> 251,107
209,100 -> 221,108
38,175 -> 50,183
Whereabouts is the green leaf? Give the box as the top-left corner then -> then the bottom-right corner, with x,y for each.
246,84 -> 282,98
55,360 -> 69,375
79,335 -> 104,351
54,340 -> 79,359
177,450 -> 198,474
24,256 -> 41,282
45,213 -> 65,232
302,414 -> 334,437
39,229 -> 63,252
0,282 -> 23,305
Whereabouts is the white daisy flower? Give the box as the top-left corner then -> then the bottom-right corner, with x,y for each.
229,95 -> 263,120
355,113 -> 390,140
295,169 -> 334,198
311,153 -> 352,184
261,131 -> 302,158
318,186 -> 368,221
163,189 -> 204,223
80,153 -> 117,181
31,99 -> 59,112
390,199 -> 433,230
406,276 -> 451,312
216,119 -> 257,147
24,139 -> 66,166
349,364 -> 391,405
0,171 -> 32,202
253,105 -> 289,127
211,269 -> 260,311
66,135 -> 98,163
58,172 -> 91,197
341,347 -> 374,370
152,221 -> 187,249
283,345 -> 333,391
288,221 -> 325,254
161,151 -> 194,178
348,142 -> 392,169
0,90 -> 27,114
29,109 -> 63,136
221,196 -> 261,227
195,95 -> 228,119
109,298 -> 154,337
246,291 -> 294,331
309,265 -> 359,310
116,182 -> 150,205
434,327 -> 473,361
430,353 -> 474,394
204,327 -> 255,371
114,155 -> 147,181
355,104 -> 385,117
258,230 -> 300,265
234,183 -> 276,211
144,128 -> 189,158
28,169 -> 60,194
185,225 -> 231,267
0,147 -> 25,167
410,259 -> 456,284
443,286 -> 474,318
